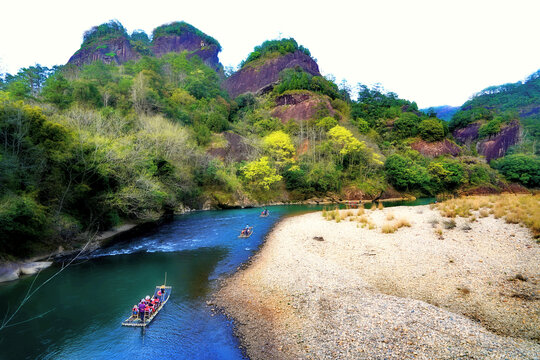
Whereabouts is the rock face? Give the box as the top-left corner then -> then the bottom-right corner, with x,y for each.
67,37 -> 139,66
67,27 -> 222,70
453,121 -> 521,162
411,139 -> 461,157
224,51 -> 321,98
477,121 -> 521,162
152,32 -> 221,70
207,132 -> 253,162
271,92 -> 335,123
453,123 -> 481,144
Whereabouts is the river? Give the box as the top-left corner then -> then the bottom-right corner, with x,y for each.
0,199 -> 434,360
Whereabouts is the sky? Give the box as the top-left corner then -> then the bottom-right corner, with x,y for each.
1,0 -> 539,108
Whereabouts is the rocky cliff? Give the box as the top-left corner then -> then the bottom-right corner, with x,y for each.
223,50 -> 321,98
67,21 -> 222,70
151,32 -> 221,70
67,36 -> 139,66
453,121 -> 521,161
477,121 -> 521,162
411,139 -> 461,157
207,132 -> 253,162
271,92 -> 335,123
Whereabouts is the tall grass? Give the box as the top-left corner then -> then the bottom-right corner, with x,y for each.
436,194 -> 540,238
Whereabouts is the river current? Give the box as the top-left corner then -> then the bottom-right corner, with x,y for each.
0,200 -> 434,359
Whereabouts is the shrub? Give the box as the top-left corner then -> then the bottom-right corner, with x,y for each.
241,38 -> 310,68
418,118 -> 445,142
0,194 -> 49,256
443,219 -> 456,229
491,154 -> 540,187
152,21 -> 221,50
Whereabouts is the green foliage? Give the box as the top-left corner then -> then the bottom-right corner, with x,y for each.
80,20 -> 128,50
384,154 -> 430,192
152,21 -> 221,50
449,107 -> 492,131
354,118 -> 370,133
0,194 -> 49,256
393,112 -> 420,139
253,117 -> 283,136
316,117 -> 338,131
418,118 -> 445,142
478,118 -> 502,138
0,64 -> 53,99
273,67 -> 342,100
42,73 -> 73,109
491,154 -> 540,187
130,30 -> 151,56
352,84 -> 413,123
241,38 -> 310,68
428,158 -> 465,191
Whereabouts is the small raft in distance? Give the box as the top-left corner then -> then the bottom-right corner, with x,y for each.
238,227 -> 254,238
260,212 -> 269,218
122,285 -> 172,327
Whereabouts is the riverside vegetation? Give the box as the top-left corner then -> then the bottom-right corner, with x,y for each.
1,20 -> 539,259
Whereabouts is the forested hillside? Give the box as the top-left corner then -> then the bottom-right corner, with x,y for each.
449,71 -> 540,187
0,20 -> 536,258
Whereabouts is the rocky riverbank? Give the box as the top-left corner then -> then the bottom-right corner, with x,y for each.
214,205 -> 540,359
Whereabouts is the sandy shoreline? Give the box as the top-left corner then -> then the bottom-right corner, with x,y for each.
215,205 -> 540,359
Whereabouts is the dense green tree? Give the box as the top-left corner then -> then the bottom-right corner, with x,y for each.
393,112 -> 419,139
491,154 -> 540,187
418,118 -> 445,142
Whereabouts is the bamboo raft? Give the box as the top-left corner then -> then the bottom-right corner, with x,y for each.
238,227 -> 254,238
121,285 -> 172,327
259,213 -> 269,217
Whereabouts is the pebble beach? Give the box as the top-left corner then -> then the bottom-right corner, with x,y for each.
215,205 -> 540,359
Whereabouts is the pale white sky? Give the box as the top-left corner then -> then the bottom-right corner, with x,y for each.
1,0 -> 539,107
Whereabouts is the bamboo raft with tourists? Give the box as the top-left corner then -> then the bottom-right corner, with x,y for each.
259,208 -> 270,217
238,226 -> 254,238
122,277 -> 172,327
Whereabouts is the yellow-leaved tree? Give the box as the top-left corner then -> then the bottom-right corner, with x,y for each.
263,130 -> 297,169
327,125 -> 383,167
242,156 -> 282,191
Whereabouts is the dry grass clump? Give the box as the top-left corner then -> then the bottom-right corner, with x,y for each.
395,218 -> 411,228
386,212 -> 395,221
436,194 -> 540,238
443,219 -> 456,229
323,208 -> 340,221
356,206 -> 365,216
381,217 -> 411,234
381,222 -> 397,233
378,202 -> 384,210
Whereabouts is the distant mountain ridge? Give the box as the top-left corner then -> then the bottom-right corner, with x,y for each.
421,105 -> 459,121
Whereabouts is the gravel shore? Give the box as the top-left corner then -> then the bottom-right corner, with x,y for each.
215,205 -> 540,359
